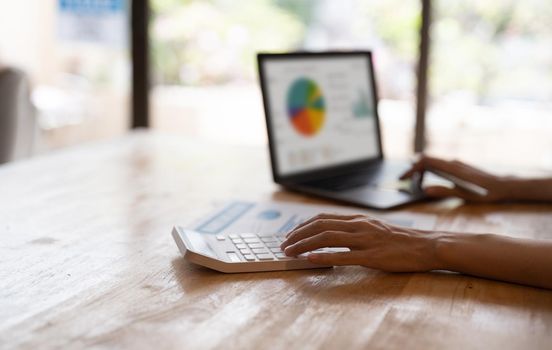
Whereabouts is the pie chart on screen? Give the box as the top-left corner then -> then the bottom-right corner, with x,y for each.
287,78 -> 325,136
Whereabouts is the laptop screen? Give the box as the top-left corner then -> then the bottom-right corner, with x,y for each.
260,53 -> 381,177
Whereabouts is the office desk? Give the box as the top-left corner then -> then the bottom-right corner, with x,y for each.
1,132 -> 551,349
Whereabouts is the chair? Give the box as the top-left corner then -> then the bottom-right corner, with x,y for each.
0,67 -> 36,164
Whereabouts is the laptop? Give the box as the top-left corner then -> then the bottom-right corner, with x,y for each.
257,51 -> 425,209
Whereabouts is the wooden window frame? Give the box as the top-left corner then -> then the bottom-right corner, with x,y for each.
131,0 -> 150,128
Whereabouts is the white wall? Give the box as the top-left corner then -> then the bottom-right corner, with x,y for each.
0,0 -> 56,83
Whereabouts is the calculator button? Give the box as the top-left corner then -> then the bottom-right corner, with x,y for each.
251,248 -> 269,254
247,243 -> 264,249
256,254 -> 274,260
231,238 -> 243,244
244,238 -> 260,243
243,255 -> 256,261
226,252 -> 241,262
235,243 -> 247,249
240,233 -> 256,238
261,237 -> 277,242
264,242 -> 280,248
216,235 -> 226,241
229,234 -> 239,239
275,253 -> 291,259
270,247 -> 282,253
258,233 -> 273,238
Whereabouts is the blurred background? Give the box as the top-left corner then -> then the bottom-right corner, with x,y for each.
1,0 -> 551,170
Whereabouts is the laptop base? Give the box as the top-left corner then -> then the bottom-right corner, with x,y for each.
281,160 -> 426,210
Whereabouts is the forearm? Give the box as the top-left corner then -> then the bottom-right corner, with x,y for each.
503,177 -> 552,202
432,232 -> 552,289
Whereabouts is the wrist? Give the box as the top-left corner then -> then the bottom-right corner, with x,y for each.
498,176 -> 525,201
500,176 -> 552,201
417,230 -> 452,271
433,231 -> 500,273
431,231 -> 463,271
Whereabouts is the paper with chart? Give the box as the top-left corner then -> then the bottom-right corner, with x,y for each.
188,200 -> 436,236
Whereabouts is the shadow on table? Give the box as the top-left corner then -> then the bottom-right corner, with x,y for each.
270,188 -> 552,219
171,258 -> 552,312
297,267 -> 552,310
170,257 -> 335,294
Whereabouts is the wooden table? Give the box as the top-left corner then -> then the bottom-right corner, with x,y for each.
1,131 -> 551,349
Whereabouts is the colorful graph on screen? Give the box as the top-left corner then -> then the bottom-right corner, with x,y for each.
287,78 -> 325,136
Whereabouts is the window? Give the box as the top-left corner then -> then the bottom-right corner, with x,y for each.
151,0 -> 421,158
427,0 -> 552,169
0,0 -> 130,153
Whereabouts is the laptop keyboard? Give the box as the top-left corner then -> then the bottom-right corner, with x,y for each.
304,172 -> 381,191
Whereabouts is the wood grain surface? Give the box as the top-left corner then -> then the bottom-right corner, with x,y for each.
1,131 -> 551,349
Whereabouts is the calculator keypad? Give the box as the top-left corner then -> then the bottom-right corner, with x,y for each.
225,233 -> 291,262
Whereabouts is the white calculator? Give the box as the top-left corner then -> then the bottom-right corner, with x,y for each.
172,226 -> 338,273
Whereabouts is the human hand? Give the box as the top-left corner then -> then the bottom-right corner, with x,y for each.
400,155 -> 510,202
280,213 -> 439,271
